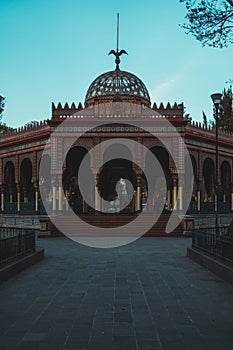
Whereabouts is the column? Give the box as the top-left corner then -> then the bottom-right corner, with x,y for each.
65,190 -> 69,211
178,185 -> 183,211
167,189 -> 171,211
223,194 -> 226,203
135,175 -> 141,212
34,182 -> 39,213
231,185 -> 233,211
95,174 -> 100,212
9,189 -> 13,204
23,188 -> 28,203
16,184 -> 20,213
58,178 -> 63,212
177,177 -> 184,211
131,192 -> 135,213
52,177 -> 57,213
172,177 -> 177,211
82,198 -> 87,213
197,151 -> 202,213
1,185 -> 4,212
101,197 -> 104,213
197,189 -> 201,212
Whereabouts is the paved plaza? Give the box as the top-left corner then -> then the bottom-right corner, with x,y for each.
0,237 -> 233,350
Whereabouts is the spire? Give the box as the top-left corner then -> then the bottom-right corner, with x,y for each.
108,13 -> 128,70
117,12 -> 119,52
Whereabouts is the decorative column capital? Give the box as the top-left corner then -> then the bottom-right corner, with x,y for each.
51,175 -> 58,187
172,176 -> 178,186
136,175 -> 142,186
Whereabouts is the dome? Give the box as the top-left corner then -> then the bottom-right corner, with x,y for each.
85,69 -> 151,107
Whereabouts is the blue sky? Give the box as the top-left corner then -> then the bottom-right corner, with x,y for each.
1,0 -> 233,127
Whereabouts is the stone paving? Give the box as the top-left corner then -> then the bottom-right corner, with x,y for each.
0,237 -> 233,350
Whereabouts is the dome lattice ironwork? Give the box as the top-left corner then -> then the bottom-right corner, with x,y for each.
85,69 -> 151,107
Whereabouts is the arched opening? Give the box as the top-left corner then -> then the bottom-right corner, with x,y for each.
39,154 -> 51,198
4,161 -> 17,213
99,144 -> 136,213
220,161 -> 231,202
185,154 -> 197,211
39,154 -> 51,213
145,146 -> 171,212
20,158 -> 34,202
20,158 -> 34,213
63,146 -> 92,213
203,158 -> 215,201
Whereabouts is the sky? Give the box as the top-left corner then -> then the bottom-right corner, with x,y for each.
1,0 -> 233,128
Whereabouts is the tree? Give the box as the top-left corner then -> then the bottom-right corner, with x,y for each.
209,85 -> 233,132
0,123 -> 14,135
202,111 -> 208,127
0,96 -> 14,135
180,0 -> 233,48
0,95 -> 5,120
183,106 -> 192,122
219,86 -> 233,131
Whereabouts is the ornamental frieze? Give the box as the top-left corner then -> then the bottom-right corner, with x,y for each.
52,126 -> 185,133
0,141 -> 47,155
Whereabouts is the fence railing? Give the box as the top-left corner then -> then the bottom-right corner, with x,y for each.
2,200 -> 232,216
0,228 -> 35,267
192,229 -> 233,265
188,201 -> 232,214
3,201 -> 51,215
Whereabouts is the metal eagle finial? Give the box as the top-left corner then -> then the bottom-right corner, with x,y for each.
108,13 -> 128,70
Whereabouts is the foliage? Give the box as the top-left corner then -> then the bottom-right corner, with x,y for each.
183,106 -> 192,122
219,86 -> 233,131
0,96 -> 15,135
0,96 -> 5,120
202,111 -> 207,127
180,0 -> 233,47
210,86 -> 233,132
0,123 -> 15,135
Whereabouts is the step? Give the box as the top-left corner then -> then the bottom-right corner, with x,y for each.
51,214 -> 184,237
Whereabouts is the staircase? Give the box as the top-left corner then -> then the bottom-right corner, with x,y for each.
51,214 -> 184,237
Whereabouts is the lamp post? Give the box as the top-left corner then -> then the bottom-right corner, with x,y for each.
211,93 -> 222,235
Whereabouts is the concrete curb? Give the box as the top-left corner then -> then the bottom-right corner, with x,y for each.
187,247 -> 233,285
0,248 -> 44,284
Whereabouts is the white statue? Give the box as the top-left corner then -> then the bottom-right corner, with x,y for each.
116,178 -> 127,196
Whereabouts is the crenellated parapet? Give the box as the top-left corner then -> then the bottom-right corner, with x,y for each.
152,102 -> 184,117
188,119 -> 233,136
52,102 -> 83,119
0,120 -> 48,140
51,100 -> 185,120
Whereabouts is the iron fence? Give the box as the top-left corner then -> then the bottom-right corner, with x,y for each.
4,202 -> 18,214
192,229 -> 233,265
0,228 -> 35,266
188,201 -> 232,214
3,201 -> 51,215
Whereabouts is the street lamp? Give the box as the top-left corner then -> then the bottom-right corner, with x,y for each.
211,93 -> 222,235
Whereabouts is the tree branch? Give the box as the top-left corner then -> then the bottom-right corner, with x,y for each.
180,0 -> 233,47
226,0 -> 233,7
